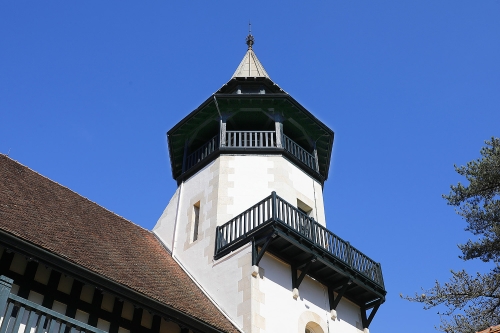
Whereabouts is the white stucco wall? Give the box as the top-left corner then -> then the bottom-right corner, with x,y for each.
155,158 -> 250,330
153,186 -> 180,252
260,254 -> 364,333
153,153 -> 365,333
219,155 -> 326,227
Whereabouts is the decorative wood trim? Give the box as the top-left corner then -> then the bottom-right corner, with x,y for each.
88,287 -> 104,327
66,279 -> 83,318
109,298 -> 124,333
17,260 -> 37,299
42,270 -> 62,309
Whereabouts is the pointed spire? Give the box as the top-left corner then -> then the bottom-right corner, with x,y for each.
231,30 -> 270,79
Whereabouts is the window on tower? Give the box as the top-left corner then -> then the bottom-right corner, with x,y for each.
297,199 -> 312,216
192,202 -> 200,242
305,322 -> 324,333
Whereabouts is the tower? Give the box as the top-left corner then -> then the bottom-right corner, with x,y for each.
153,34 -> 386,333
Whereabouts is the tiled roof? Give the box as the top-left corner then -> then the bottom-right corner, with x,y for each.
0,154 -> 239,333
477,325 -> 500,333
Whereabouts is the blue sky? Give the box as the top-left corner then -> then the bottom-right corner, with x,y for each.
1,1 -> 499,332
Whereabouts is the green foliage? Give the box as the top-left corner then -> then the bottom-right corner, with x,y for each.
404,137 -> 500,333
446,138 -> 500,263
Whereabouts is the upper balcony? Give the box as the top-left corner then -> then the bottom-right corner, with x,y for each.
214,192 -> 386,326
167,79 -> 334,184
181,130 -> 320,182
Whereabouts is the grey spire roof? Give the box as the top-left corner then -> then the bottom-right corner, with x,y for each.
231,34 -> 270,79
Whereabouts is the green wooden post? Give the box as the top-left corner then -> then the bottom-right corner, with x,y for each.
311,218 -> 317,244
313,141 -> 320,173
274,115 -> 283,148
0,275 -> 13,318
220,116 -> 227,148
271,191 -> 277,222
214,226 -> 219,254
377,262 -> 385,288
251,238 -> 257,266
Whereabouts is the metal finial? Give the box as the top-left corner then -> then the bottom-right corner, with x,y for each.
246,22 -> 254,50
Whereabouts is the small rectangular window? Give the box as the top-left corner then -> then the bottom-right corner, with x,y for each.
297,199 -> 312,216
193,202 -> 200,242
297,207 -> 309,216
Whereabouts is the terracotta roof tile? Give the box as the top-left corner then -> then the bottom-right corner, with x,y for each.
0,154 -> 239,333
477,325 -> 500,333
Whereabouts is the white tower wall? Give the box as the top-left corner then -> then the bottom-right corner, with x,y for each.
153,154 -> 364,333
259,254 -> 366,333
218,155 -> 326,227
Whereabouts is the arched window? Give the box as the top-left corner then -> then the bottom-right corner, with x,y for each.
305,321 -> 324,333
298,311 -> 327,333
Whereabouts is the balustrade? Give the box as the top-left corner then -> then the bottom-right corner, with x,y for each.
182,131 -> 320,176
215,193 -> 384,288
184,135 -> 220,172
282,134 -> 317,171
0,276 -> 105,333
225,131 -> 276,148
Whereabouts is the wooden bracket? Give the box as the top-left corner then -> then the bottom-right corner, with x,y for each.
252,234 -> 275,266
361,299 -> 382,329
328,279 -> 351,311
291,256 -> 316,290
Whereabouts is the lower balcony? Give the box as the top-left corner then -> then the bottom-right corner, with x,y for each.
214,192 -> 386,326
0,276 -> 104,333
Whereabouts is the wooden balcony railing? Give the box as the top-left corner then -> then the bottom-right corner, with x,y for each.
215,192 -> 385,288
182,130 -> 320,176
0,276 -> 105,333
282,134 -> 317,171
225,131 -> 277,148
184,135 -> 220,172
